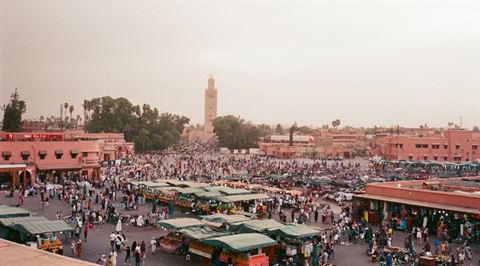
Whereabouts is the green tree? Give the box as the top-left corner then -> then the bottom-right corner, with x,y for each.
2,89 -> 26,132
298,126 -> 312,135
213,115 -> 259,149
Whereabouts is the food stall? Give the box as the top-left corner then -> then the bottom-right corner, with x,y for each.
231,219 -> 285,234
129,181 -> 170,201
200,214 -> 251,229
267,224 -> 321,264
0,205 -> 31,218
203,233 -> 277,266
158,218 -> 207,254
180,226 -> 229,261
10,220 -> 75,253
214,193 -> 270,215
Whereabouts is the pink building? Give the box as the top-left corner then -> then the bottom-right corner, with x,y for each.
0,131 -> 134,188
373,130 -> 480,162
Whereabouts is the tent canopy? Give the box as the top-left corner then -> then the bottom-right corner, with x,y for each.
233,219 -> 285,232
0,206 -> 30,218
158,218 -> 206,229
12,220 -> 75,235
203,233 -> 276,252
214,193 -> 270,203
268,224 -> 321,237
194,191 -> 223,198
201,214 -> 251,226
179,226 -> 229,240
0,216 -> 48,226
165,180 -> 210,188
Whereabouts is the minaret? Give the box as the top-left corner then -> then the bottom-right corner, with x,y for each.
204,74 -> 218,139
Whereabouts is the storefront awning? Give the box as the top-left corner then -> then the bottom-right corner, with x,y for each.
38,150 -> 47,156
232,219 -> 285,233
54,150 -> 64,155
214,193 -> 270,203
267,224 -> 321,237
2,151 -> 11,156
70,149 -> 79,155
354,193 -> 480,214
20,151 -> 30,156
37,164 -> 82,171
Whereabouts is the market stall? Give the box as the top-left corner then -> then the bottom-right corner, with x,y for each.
0,205 -> 31,218
203,233 -> 277,266
200,214 -> 251,229
231,219 -> 285,234
11,220 -> 75,253
158,218 -> 207,254
214,193 -> 270,215
267,224 -> 322,265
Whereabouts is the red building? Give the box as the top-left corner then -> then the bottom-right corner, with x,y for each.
372,130 -> 480,162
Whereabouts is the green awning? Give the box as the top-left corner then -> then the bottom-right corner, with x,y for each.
204,186 -> 251,195
0,206 -> 30,218
201,214 -> 251,226
130,181 -> 170,188
12,220 -> 75,235
165,180 -> 210,188
233,219 -> 285,233
214,193 -> 270,203
179,226 -> 229,240
267,224 -> 321,237
194,191 -> 223,198
0,216 -> 48,226
158,218 -> 205,229
160,187 -> 203,194
203,233 -> 277,252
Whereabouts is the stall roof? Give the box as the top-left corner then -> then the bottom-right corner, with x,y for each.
214,193 -> 270,203
130,181 -> 170,188
0,206 -> 30,218
12,220 -> 75,235
233,219 -> 285,232
204,186 -> 251,195
166,180 -> 210,188
179,226 -> 229,240
203,233 -> 277,253
201,214 -> 251,226
193,191 -> 223,198
268,224 -> 321,237
158,218 -> 206,229
0,216 -> 48,226
160,187 -> 203,194
354,193 -> 480,214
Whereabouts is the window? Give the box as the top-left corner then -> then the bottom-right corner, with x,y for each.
422,144 -> 428,148
21,151 -> 30,161
70,150 -> 79,159
456,145 -> 460,150
82,152 -> 88,157
433,156 -> 438,161
444,144 -> 448,149
432,144 -> 440,149
408,156 -> 413,160
415,144 -> 422,149
473,145 -> 478,150
2,151 -> 11,161
55,150 -> 64,159
423,156 -> 428,160
38,151 -> 47,160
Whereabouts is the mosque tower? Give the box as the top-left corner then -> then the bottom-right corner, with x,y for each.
204,75 -> 218,139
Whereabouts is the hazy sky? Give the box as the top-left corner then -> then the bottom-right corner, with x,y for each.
1,0 -> 479,128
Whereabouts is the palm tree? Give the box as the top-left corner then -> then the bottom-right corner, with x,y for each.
69,105 -> 74,120
64,102 -> 69,119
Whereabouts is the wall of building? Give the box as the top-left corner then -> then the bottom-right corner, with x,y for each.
373,130 -> 480,162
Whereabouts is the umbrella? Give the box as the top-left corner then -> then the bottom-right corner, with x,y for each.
116,219 -> 122,232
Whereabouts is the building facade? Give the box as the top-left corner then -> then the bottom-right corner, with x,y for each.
372,130 -> 480,162
204,75 -> 218,139
0,131 -> 134,187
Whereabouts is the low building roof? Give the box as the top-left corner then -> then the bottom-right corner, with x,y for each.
354,193 -> 480,214
203,233 -> 277,252
0,238 -> 95,266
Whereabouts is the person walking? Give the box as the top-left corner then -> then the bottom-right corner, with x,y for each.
124,246 -> 131,265
76,240 -> 82,257
150,237 -> 156,254
134,248 -> 141,266
84,225 -> 88,241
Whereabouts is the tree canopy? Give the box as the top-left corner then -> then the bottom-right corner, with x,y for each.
84,96 -> 189,152
2,89 -> 26,132
213,115 -> 259,150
